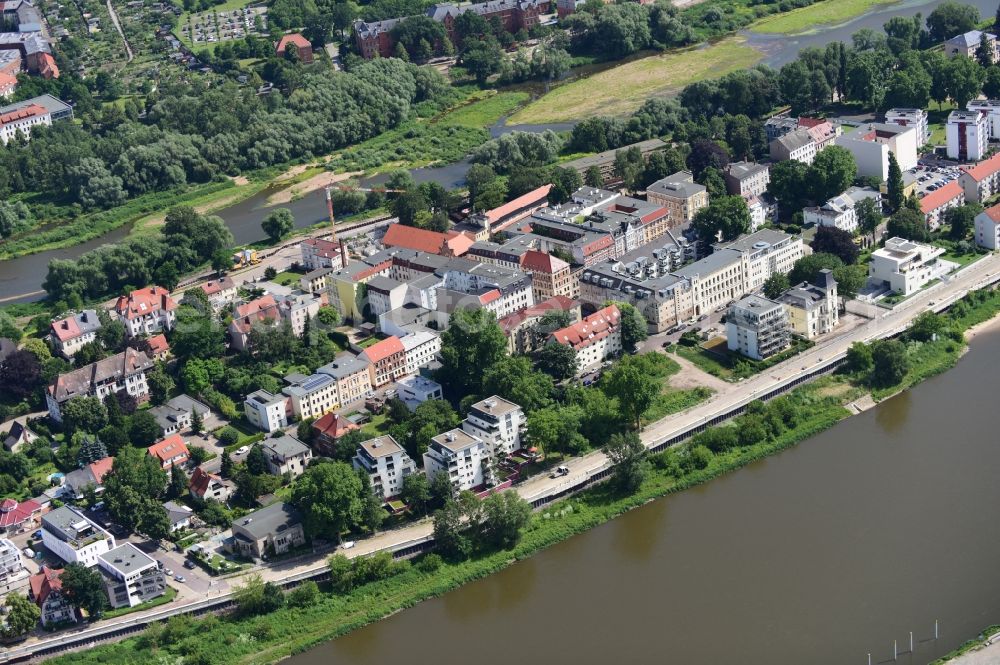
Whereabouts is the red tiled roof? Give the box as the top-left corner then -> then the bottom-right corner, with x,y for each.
114,286 -> 177,321
36,53 -> 58,79
549,305 -> 621,350
478,289 -> 501,305
796,116 -> 825,128
189,466 -> 221,498
312,412 -> 359,440
30,566 -> 63,607
0,497 -> 40,529
360,336 -> 404,364
0,71 -> 16,91
50,315 -> 80,342
276,33 -> 311,52
519,249 -> 569,274
485,184 -> 552,225
88,456 -> 114,485
983,202 -> 1000,224
199,277 -> 235,296
961,152 -> 1000,182
920,181 -> 963,214
498,295 -> 579,334
0,103 -> 47,126
147,434 -> 190,467
146,333 -> 169,354
382,224 -> 472,256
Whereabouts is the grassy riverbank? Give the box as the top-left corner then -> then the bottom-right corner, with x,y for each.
505,37 -> 760,124
749,0 -> 897,34
929,625 -> 1000,664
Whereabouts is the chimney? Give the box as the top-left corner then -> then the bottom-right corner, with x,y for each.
340,239 -> 350,268
326,187 -> 337,242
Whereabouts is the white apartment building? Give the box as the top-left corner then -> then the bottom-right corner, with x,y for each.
959,152 -> 1000,203
547,304 -> 622,374
0,538 -> 26,594
114,286 -> 177,338
353,435 -> 417,499
724,162 -> 770,199
974,203 -> 1000,249
944,30 -> 997,60
98,543 -> 166,609
462,396 -> 525,457
770,129 -> 817,164
0,102 -> 50,144
726,295 -> 791,361
835,123 -> 918,180
274,291 -> 322,337
283,373 -> 339,421
260,434 -> 313,478
778,269 -> 839,339
400,330 -> 441,375
868,237 -> 947,296
46,348 -> 154,423
802,187 -> 882,233
885,108 -> 930,146
300,237 -> 345,271
396,375 -> 443,411
244,390 -> 288,432
318,354 -> 374,406
49,310 -> 102,359
717,229 -> 805,295
967,100 -> 1000,139
198,277 -> 238,311
947,110 -> 989,162
41,506 -> 116,567
423,429 -> 491,492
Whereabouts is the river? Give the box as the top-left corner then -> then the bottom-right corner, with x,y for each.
1,0 -> 996,304
289,327 -> 1000,665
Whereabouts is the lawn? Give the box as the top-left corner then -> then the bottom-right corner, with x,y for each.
750,0 -> 898,34
271,270 -> 304,287
437,91 -> 530,128
505,37 -> 761,124
675,336 -> 814,382
102,587 -> 177,620
359,412 -> 391,438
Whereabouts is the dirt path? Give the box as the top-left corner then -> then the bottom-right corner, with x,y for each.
669,353 -> 732,393
266,170 -> 364,205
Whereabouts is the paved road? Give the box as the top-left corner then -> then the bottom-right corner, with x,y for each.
6,252 -> 1000,662
944,634 -> 1000,664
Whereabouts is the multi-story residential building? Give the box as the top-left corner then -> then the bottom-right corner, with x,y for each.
228,292 -> 322,349
197,277 -> 237,311
49,310 -> 102,359
189,467 -> 234,503
114,286 -> 177,338
366,276 -> 409,317
868,237 -> 947,295
98,543 -> 166,609
974,202 -> 1000,249
967,100 -> 1000,139
645,172 -> 709,228
400,330 -> 440,375
498,295 -> 581,354
885,108 -> 930,145
260,434 -> 313,478
275,32 -> 312,63
147,434 -> 190,469
41,506 -> 116,567
0,101 -> 49,143
317,354 -> 373,406
0,537 -> 26,594
548,304 -> 622,373
462,396 -> 524,457
230,502 -> 305,559
274,291 -> 322,337
778,269 -> 839,339
30,566 -> 77,626
765,115 -> 800,142
920,180 -> 965,229
360,336 -> 407,387
770,128 -> 817,164
944,30 -> 997,60
283,372 -> 339,421
311,412 -> 361,456
381,223 -> 474,257
726,295 -> 790,360
802,187 -> 883,233
396,375 -> 444,411
947,109 -> 990,161
519,249 -> 573,302
353,435 -> 417,499
724,161 -> 770,199
423,428 -> 491,492
0,70 -> 15,99
301,237 -> 346,271
46,348 -> 154,423
959,152 -> 1000,203
243,390 -> 288,433
835,122 -> 918,179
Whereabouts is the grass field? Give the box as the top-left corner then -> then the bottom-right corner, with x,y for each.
438,91 -> 530,128
749,0 -> 897,34
506,38 -> 760,124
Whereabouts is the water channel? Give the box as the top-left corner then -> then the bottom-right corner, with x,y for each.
3,0 -> 999,303
291,327 -> 1000,665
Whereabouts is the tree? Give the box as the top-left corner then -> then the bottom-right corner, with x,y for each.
61,396 -> 108,436
605,431 -> 649,494
809,146 -> 857,202
926,2 -> 980,43
475,491 -> 531,550
945,203 -> 981,239
833,265 -> 867,300
856,196 -> 883,240
190,408 -> 203,434
789,253 -> 845,285
616,301 -> 648,353
763,273 -> 790,299
433,499 -> 471,560
145,362 -> 174,406
601,356 -> 661,429
2,350 -> 42,400
168,464 -> 187,499
291,462 -> 364,542
687,138 -> 730,179
287,580 -> 319,608
3,592 -> 40,638
436,308 -> 508,398
465,164 -> 497,210
401,473 -> 431,515
482,356 -> 554,413
977,32 -> 995,67
461,37 -> 504,84
887,206 -> 930,241
60,563 -> 107,618
811,226 -> 860,264
768,159 -> 810,217
534,342 -> 578,380
947,55 -> 985,109
233,574 -> 285,616
584,165 -> 603,187
908,311 -> 946,342
261,208 -> 294,242
359,475 -> 385,534
870,339 -> 910,387
128,410 -> 162,447
692,196 -> 751,246
527,405 -> 588,457
77,436 -> 108,467
220,450 -> 233,478
102,446 -> 168,535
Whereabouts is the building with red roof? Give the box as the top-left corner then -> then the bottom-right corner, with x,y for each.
519,249 -> 573,302
49,309 -> 102,359
147,434 -> 190,469
64,456 -> 114,499
301,237 -> 345,271
138,333 -> 171,361
0,101 -> 49,144
198,276 -> 237,310
485,184 -> 552,233
114,286 -> 177,338
959,151 -> 1000,203
276,33 -> 313,63
0,70 -> 16,98
189,467 -> 233,503
547,304 -> 621,374
359,336 -> 407,387
0,497 -> 41,535
29,566 -> 77,626
499,295 -> 581,354
919,180 -> 965,229
311,412 -> 361,456
382,223 -> 474,257
974,202 -> 1000,250
228,295 -> 280,352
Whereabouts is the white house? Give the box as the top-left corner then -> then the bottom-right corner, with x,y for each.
868,237 -> 947,296
835,123 -> 918,180
885,108 -> 930,146
726,295 -> 790,361
244,390 -> 288,433
49,310 -> 102,359
0,102 -> 51,144
353,435 -> 417,499
114,286 -> 177,338
46,349 -> 154,423
396,375 -> 444,411
98,543 -> 167,609
41,506 -> 116,567
400,330 -> 441,375
946,110 -> 989,162
724,161 -> 770,199
802,187 -> 882,233
461,396 -> 525,457
260,434 -> 313,478
282,373 -> 339,421
967,100 -> 1000,139
974,202 -> 1000,249
547,304 -> 621,374
423,429 -> 491,492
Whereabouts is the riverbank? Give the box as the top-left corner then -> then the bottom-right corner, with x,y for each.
749,0 -> 898,35
931,625 -> 1000,664
50,286 -> 1000,665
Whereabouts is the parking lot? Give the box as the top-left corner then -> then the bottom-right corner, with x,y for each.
912,157 -> 969,199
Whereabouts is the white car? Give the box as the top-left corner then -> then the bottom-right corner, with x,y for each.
341,541 -> 356,550
235,446 -> 250,455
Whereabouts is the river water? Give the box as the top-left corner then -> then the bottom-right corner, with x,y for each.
290,327 -> 1000,665
2,0 -> 998,303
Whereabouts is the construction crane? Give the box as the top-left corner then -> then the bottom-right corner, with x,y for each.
322,183 -> 404,268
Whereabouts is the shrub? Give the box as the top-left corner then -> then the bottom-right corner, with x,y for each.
217,427 -> 240,447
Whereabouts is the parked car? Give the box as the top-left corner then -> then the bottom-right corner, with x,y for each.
174,575 -> 186,583
550,465 -> 570,479
164,568 -> 173,576
184,559 -> 197,569
22,548 -> 34,558
235,445 -> 250,455
341,541 -> 356,550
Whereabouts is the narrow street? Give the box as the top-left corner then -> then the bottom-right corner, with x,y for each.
105,0 -> 133,62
